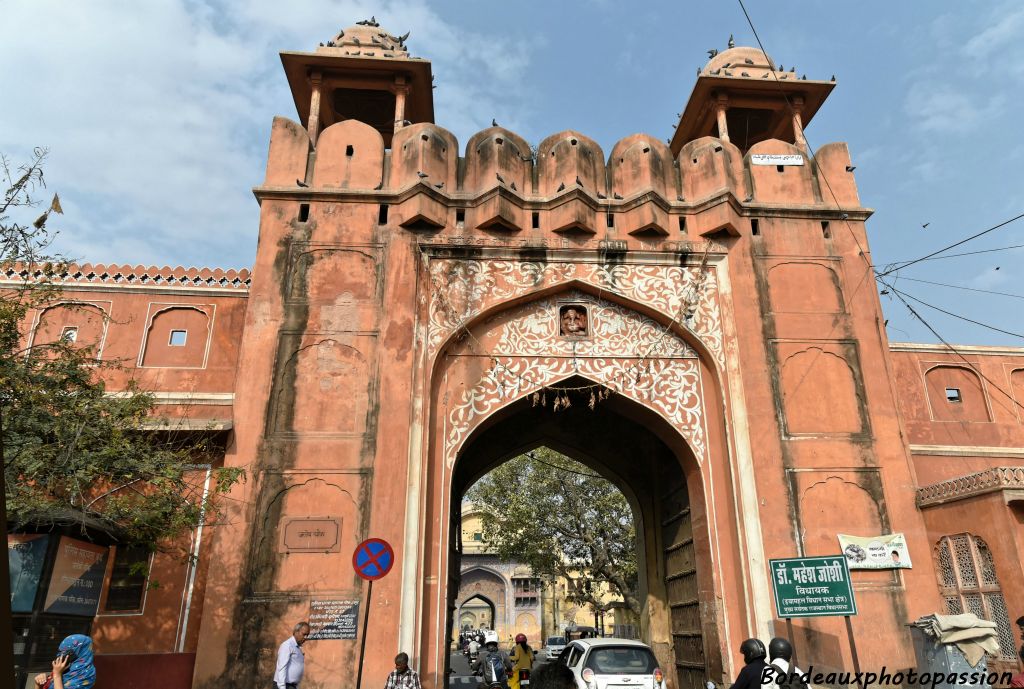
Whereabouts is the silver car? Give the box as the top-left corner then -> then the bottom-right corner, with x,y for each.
545,636 -> 567,661
556,639 -> 666,689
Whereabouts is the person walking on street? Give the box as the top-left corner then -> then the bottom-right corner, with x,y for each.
385,653 -> 422,689
274,621 -> 310,689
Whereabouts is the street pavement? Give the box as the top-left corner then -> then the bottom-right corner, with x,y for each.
448,651 -> 551,687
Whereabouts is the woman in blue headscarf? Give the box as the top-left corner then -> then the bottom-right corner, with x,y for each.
33,634 -> 96,689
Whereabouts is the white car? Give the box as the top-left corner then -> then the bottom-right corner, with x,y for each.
556,638 -> 666,689
544,635 -> 567,660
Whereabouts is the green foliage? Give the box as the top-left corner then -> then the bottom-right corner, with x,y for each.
464,447 -> 639,615
0,149 -> 243,552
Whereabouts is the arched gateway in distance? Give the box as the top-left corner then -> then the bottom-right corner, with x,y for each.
189,20 -> 949,689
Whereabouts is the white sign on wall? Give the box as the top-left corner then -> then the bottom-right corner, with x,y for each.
751,154 -> 805,166
838,533 -> 912,570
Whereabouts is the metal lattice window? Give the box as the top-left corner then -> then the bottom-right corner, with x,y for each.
935,534 -> 1015,660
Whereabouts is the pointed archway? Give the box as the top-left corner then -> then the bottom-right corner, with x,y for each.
415,274 -> 757,689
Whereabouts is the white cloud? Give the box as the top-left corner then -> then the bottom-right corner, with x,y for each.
0,0 -> 534,268
963,5 -> 1024,60
903,82 -> 1005,135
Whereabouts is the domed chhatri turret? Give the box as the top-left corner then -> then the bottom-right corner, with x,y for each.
670,43 -> 834,155
280,17 -> 433,147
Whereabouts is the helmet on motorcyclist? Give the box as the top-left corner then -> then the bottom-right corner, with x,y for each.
768,637 -> 793,662
739,638 -> 766,664
484,630 -> 500,647
515,633 -> 527,644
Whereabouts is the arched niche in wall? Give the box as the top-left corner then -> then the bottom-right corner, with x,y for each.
250,477 -> 358,594
778,344 -> 865,434
33,302 -> 108,357
766,261 -> 844,314
1012,369 -> 1024,423
140,305 -> 212,368
272,338 -> 371,435
287,247 -> 379,305
924,365 -> 991,422
798,473 -> 892,585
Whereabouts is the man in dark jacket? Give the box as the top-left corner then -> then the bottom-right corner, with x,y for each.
731,638 -> 769,689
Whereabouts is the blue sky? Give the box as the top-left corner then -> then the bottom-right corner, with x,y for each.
2,1 -> 1022,347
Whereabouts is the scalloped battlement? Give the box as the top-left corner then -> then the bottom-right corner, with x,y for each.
3,262 -> 251,289
265,117 -> 862,215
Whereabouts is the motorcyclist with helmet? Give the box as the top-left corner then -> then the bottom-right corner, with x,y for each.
472,630 -> 513,689
731,638 -> 769,689
509,633 -> 534,689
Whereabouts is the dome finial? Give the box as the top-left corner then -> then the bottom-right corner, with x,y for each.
727,34 -> 735,49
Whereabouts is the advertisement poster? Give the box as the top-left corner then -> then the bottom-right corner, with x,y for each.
838,533 -> 912,570
44,536 -> 109,616
8,534 -> 50,613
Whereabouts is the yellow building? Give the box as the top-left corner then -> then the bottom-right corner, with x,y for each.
456,504 -> 632,647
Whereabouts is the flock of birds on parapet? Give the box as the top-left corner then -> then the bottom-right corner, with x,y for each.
319,16 -> 411,58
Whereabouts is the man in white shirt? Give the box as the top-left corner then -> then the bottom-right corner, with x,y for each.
274,621 -> 310,689
766,638 -> 807,689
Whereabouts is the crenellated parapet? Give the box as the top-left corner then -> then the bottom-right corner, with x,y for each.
260,114 -> 864,240
2,262 -> 251,289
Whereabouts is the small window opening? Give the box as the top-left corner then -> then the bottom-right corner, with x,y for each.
751,219 -> 760,236
345,144 -> 354,157
606,213 -> 614,228
570,139 -> 578,146
642,147 -> 650,153
473,532 -> 483,542
776,165 -> 785,173
421,134 -> 429,142
945,388 -> 962,403
678,217 -> 686,233
168,330 -> 187,347
821,221 -> 831,239
456,209 -> 465,226
378,204 -> 389,224
496,137 -> 504,145
104,546 -> 150,612
60,326 -> 78,343
298,204 -> 310,223
714,145 -> 723,153
692,158 -> 698,164
532,212 -> 540,229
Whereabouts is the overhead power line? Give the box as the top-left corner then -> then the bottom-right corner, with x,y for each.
888,242 -> 1024,264
878,276 -> 1024,416
896,277 -> 1024,301
877,212 -> 1024,277
883,284 -> 1024,340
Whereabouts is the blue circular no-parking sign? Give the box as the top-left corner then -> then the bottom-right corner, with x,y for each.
353,538 -> 394,581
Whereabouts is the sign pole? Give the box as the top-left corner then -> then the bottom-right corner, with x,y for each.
844,616 -> 862,685
351,538 -> 395,689
785,618 -> 799,671
355,579 -> 374,689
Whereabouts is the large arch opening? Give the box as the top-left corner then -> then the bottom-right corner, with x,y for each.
442,375 -> 718,689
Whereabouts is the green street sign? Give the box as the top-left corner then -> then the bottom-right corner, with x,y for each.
769,555 -> 857,618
